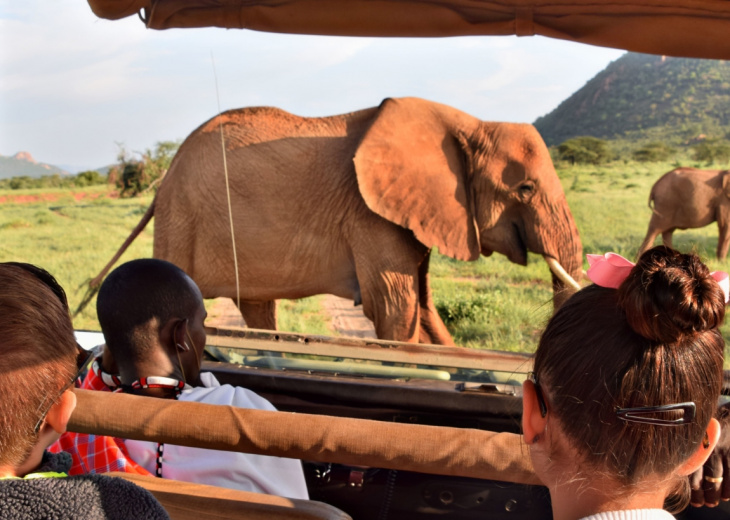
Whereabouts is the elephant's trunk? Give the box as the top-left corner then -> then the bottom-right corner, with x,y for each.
539,198 -> 583,310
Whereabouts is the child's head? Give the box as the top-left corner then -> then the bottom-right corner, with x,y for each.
0,263 -> 78,471
525,246 -> 725,507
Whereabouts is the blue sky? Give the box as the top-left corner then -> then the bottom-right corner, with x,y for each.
0,1 -> 624,172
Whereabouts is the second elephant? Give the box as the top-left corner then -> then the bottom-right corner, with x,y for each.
94,97 -> 583,345
638,167 -> 730,260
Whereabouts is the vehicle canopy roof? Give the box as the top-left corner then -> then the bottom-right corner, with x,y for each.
87,0 -> 730,59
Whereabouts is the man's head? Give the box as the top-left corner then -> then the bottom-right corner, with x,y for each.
96,259 -> 206,385
0,263 -> 78,473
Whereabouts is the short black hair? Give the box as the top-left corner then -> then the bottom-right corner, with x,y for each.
97,259 -> 202,363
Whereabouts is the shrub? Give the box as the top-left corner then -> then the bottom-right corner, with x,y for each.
75,170 -> 106,187
632,142 -> 675,162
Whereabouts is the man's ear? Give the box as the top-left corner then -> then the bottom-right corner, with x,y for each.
44,389 -> 77,435
523,379 -> 548,444
162,317 -> 189,353
678,418 -> 721,476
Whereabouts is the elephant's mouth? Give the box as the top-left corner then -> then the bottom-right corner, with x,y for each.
510,223 -> 528,266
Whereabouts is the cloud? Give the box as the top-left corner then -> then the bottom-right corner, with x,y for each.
0,0 -> 623,168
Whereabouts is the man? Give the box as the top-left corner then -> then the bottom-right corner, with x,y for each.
59,258 -> 308,499
0,262 -> 169,519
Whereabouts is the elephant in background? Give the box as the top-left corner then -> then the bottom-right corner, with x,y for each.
91,97 -> 583,345
638,167 -> 730,260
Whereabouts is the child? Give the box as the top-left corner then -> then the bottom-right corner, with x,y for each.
523,246 -> 726,519
0,262 -> 169,519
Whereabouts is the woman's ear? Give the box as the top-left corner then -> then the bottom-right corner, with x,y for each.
678,418 -> 721,476
44,389 -> 77,435
523,379 -> 548,445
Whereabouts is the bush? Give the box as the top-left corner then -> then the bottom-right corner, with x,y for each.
632,142 -> 675,162
436,293 -> 498,325
75,170 -> 106,187
557,137 -> 611,165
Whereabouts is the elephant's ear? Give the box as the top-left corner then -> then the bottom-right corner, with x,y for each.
723,171 -> 730,199
354,98 -> 480,261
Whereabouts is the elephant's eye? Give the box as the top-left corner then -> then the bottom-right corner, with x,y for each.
517,181 -> 535,200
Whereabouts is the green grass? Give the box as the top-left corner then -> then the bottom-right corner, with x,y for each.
0,186 -> 329,334
2,163 -> 730,361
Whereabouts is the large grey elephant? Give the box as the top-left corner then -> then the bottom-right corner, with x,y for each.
638,167 -> 730,260
92,97 -> 583,345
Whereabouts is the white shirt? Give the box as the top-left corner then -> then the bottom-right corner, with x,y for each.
125,372 -> 309,499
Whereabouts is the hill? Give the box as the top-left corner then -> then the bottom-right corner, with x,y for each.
0,152 -> 69,179
534,53 -> 730,147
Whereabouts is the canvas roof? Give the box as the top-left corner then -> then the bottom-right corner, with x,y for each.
86,0 -> 730,59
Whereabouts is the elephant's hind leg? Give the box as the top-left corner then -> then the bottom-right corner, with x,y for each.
237,300 -> 278,330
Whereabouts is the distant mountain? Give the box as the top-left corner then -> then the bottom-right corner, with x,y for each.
534,53 -> 730,146
0,152 -> 70,180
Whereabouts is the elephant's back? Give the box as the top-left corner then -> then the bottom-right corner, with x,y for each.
190,105 -> 378,148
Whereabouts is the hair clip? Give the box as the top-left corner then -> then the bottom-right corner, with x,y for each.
586,252 -> 730,303
616,402 -> 695,426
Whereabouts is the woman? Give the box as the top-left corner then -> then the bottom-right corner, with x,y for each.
523,246 -> 726,519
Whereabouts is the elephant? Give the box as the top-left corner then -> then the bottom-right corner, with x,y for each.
638,167 -> 730,260
91,97 -> 583,345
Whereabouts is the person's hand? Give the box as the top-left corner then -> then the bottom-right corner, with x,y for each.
690,402 -> 730,507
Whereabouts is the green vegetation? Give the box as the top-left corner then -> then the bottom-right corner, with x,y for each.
632,142 -> 675,162
0,171 -> 108,190
110,141 -> 180,197
692,139 -> 730,165
535,53 -> 730,148
556,136 -> 611,164
2,157 -> 730,362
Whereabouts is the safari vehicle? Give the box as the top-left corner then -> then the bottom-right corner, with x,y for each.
70,1 -> 730,519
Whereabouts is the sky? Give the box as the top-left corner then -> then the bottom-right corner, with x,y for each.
0,1 -> 625,172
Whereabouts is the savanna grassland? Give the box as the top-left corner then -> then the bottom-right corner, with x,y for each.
1,160 -> 729,361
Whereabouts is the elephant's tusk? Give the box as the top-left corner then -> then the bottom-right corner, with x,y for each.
544,256 -> 582,291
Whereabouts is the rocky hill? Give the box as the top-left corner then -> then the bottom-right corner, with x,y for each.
534,53 -> 730,146
0,152 -> 69,180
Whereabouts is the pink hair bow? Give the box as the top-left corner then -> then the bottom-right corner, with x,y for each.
586,252 -> 730,304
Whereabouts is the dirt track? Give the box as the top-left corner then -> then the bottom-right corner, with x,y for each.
207,295 -> 376,338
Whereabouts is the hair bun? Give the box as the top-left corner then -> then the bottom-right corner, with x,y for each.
617,246 -> 725,343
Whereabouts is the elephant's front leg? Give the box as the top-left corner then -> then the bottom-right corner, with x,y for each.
353,244 -> 423,343
359,270 -> 421,342
417,252 -> 455,346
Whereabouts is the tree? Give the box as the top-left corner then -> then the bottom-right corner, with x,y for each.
692,139 -> 730,166
113,140 -> 181,197
557,137 -> 611,165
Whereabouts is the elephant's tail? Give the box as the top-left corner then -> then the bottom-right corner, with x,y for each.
73,198 -> 156,317
647,186 -> 656,212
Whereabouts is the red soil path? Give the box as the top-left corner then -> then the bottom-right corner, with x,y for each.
0,191 -> 119,204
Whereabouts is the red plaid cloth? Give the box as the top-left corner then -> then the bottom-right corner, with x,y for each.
48,358 -> 151,476
81,359 -> 121,392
